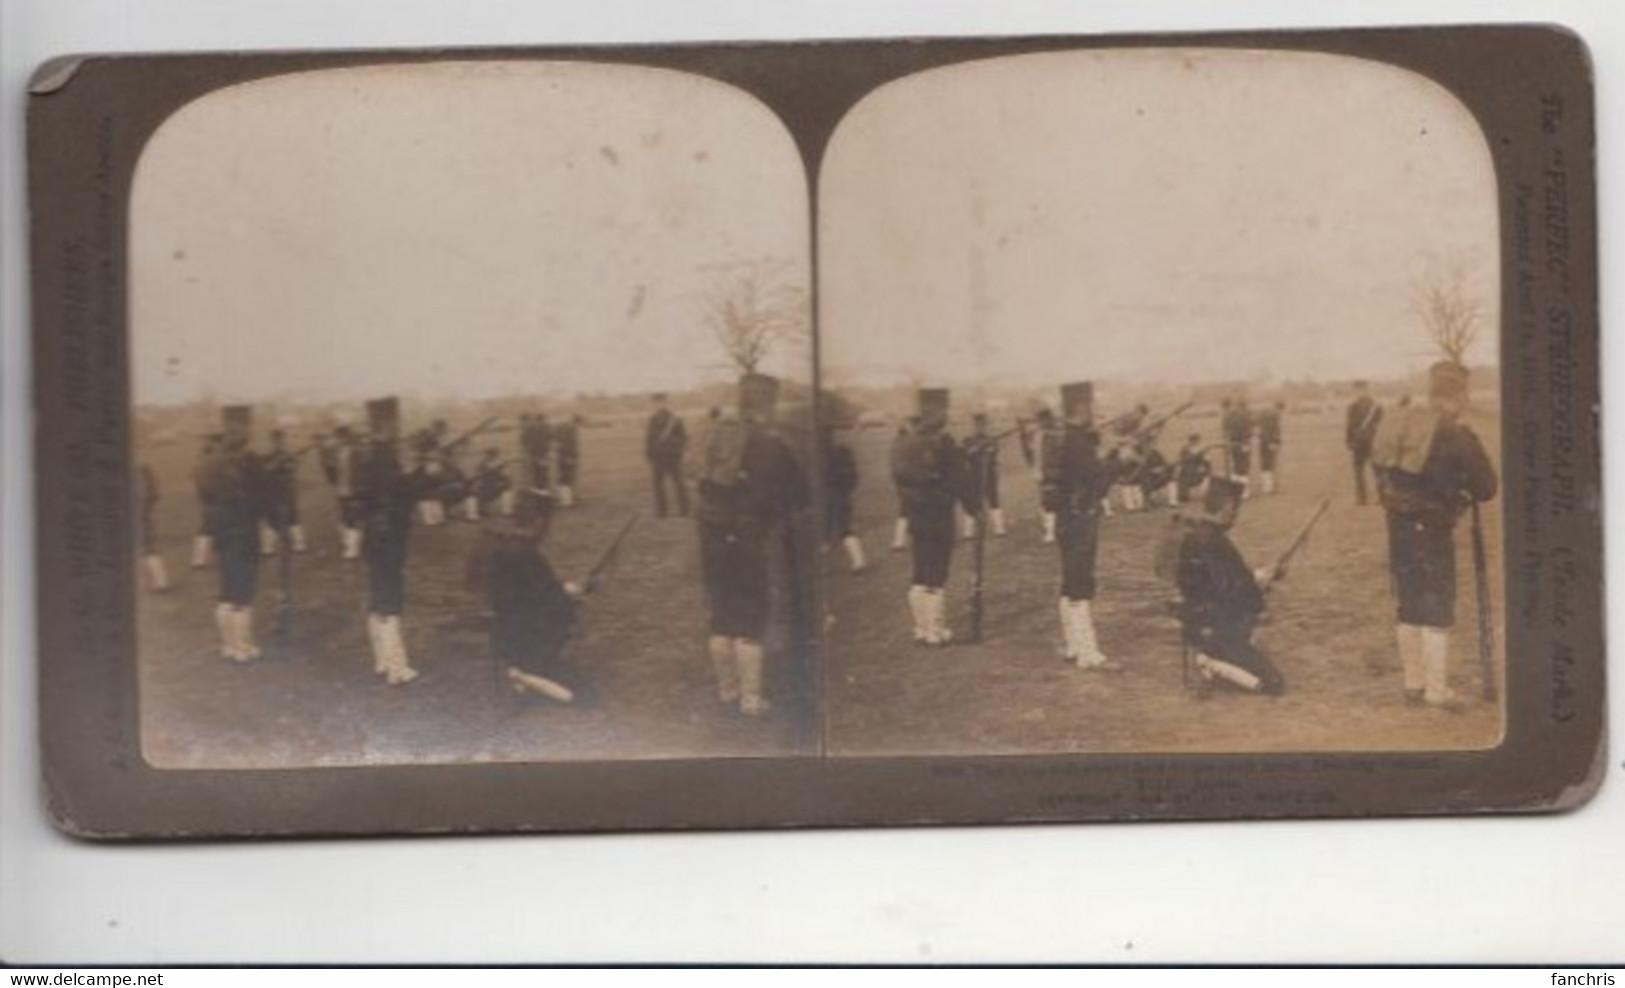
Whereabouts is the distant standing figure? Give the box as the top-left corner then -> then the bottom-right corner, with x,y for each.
191,433 -> 223,568
259,429 -> 306,555
824,426 -> 866,573
645,393 -> 690,518
1221,397 -> 1254,495
1256,401 -> 1285,496
887,416 -> 919,550
1020,407 -> 1060,544
960,413 -> 1008,539
554,414 -> 582,507
1371,361 -> 1498,710
198,405 -> 265,662
1174,433 -> 1212,505
893,388 -> 971,646
138,463 -> 169,592
1345,380 -> 1385,506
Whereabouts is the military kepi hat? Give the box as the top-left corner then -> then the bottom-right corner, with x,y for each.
1428,360 -> 1470,400
365,396 -> 401,431
1060,381 -> 1094,419
1202,475 -> 1247,516
739,373 -> 779,416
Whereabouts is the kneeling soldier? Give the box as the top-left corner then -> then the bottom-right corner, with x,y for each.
1175,477 -> 1286,695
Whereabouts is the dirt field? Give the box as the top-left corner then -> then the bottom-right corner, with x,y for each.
137,398 -> 1504,767
821,401 -> 1506,755
136,412 -> 819,769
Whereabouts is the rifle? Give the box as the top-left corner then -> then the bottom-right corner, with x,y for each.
965,435 -> 1012,643
580,512 -> 639,593
1259,497 -> 1331,588
438,416 -> 501,454
1470,500 -> 1497,700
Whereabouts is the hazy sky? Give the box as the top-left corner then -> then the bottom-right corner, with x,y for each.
819,48 -> 1500,388
132,61 -> 810,405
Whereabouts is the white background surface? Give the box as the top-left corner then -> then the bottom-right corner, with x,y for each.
3,0 -> 1621,965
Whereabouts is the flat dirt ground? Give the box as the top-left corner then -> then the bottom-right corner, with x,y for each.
136,414 -> 819,768
821,401 -> 1506,756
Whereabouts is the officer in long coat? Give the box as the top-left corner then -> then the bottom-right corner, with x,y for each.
1044,382 -> 1119,670
696,373 -> 808,715
1371,361 -> 1498,710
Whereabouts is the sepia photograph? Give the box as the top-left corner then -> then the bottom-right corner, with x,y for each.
130,60 -> 819,768
817,48 -> 1505,755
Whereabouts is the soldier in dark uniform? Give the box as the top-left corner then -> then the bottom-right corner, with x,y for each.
138,463 -> 169,592
1043,382 -> 1119,670
1134,440 -> 1175,508
887,415 -> 919,551
1256,401 -> 1285,495
1221,397 -> 1254,495
519,412 -> 553,495
354,397 -> 432,685
644,393 -> 689,518
472,448 -> 511,519
824,425 -> 866,573
1371,361 -> 1498,710
197,405 -> 265,662
408,419 -> 449,526
326,425 -> 366,560
554,414 -> 582,508
960,412 -> 1008,539
467,487 -> 584,703
1345,380 -> 1384,506
894,388 -> 972,646
1175,433 -> 1212,505
436,440 -> 473,521
259,429 -> 306,555
190,433 -> 223,568
1019,407 -> 1060,544
697,373 -> 808,715
1175,476 -> 1287,695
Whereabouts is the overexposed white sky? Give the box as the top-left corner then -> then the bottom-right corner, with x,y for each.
132,61 -> 811,405
819,48 -> 1499,388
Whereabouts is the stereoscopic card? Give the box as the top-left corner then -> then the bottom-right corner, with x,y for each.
28,25 -> 1602,838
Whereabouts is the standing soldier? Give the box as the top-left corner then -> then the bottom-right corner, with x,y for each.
696,373 -> 808,716
553,413 -> 582,508
1044,382 -> 1119,670
645,393 -> 689,518
354,396 -> 427,685
472,448 -> 511,520
1175,433 -> 1212,505
137,463 -> 169,592
1371,361 -> 1498,710
1174,476 -> 1288,695
1222,397 -> 1255,495
1019,407 -> 1061,544
198,405 -> 265,662
1346,380 -> 1384,506
520,411 -> 553,494
259,429 -> 307,555
887,415 -> 919,551
892,388 -> 970,646
1256,401 -> 1285,496
190,433 -> 223,568
326,425 -> 366,561
960,413 -> 1009,540
823,425 -> 866,574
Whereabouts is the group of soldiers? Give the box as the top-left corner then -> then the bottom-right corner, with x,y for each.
148,357 -> 1497,724
853,362 -> 1496,708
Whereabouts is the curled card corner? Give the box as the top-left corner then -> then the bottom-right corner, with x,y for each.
29,56 -> 87,96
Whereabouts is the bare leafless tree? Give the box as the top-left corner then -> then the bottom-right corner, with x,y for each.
704,258 -> 808,375
1414,267 -> 1484,364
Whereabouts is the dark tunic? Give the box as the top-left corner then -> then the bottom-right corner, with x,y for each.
469,525 -> 579,678
1136,447 -> 1173,497
473,459 -> 510,508
261,448 -> 299,530
1043,424 -> 1108,601
1176,445 -> 1211,501
895,429 -> 969,589
198,447 -> 264,605
1346,395 -> 1385,506
1379,417 -> 1498,628
1176,520 -> 1283,691
698,425 -> 807,638
554,421 -> 580,486
645,409 -> 689,517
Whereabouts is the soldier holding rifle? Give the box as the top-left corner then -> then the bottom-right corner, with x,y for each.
1370,361 -> 1498,710
1044,382 -> 1119,670
892,388 -> 971,647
